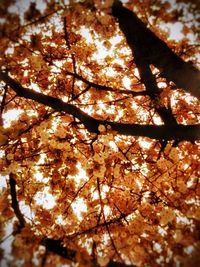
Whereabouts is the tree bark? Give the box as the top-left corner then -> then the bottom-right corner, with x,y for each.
0,70 -> 199,141
112,0 -> 200,99
9,173 -> 26,230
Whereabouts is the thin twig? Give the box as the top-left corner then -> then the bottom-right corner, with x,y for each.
66,71 -> 145,97
63,16 -> 77,99
97,177 -> 124,263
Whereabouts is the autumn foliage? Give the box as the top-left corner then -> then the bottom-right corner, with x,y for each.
0,0 -> 200,266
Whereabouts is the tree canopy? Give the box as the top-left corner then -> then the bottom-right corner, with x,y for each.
0,0 -> 200,266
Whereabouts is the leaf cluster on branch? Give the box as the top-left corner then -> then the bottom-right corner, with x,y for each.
0,0 -> 200,267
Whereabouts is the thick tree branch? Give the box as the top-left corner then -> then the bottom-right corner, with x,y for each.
112,0 -> 200,99
41,238 -> 135,267
9,174 -> 26,229
108,121 -> 199,141
41,238 -> 76,260
126,37 -> 178,126
107,261 -> 136,267
0,70 -> 199,141
0,70 -> 99,133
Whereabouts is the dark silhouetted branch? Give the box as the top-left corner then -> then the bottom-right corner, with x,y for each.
97,177 -> 124,263
41,238 -> 136,267
66,71 -> 146,97
66,212 -> 129,240
41,238 -> 76,260
0,70 -> 199,141
63,17 -> 76,99
9,174 -> 26,228
112,0 -> 200,99
107,261 -> 136,267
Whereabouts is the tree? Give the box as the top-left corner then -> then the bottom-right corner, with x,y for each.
0,0 -> 199,266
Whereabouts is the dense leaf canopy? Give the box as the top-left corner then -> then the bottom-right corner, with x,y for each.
0,0 -> 200,266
